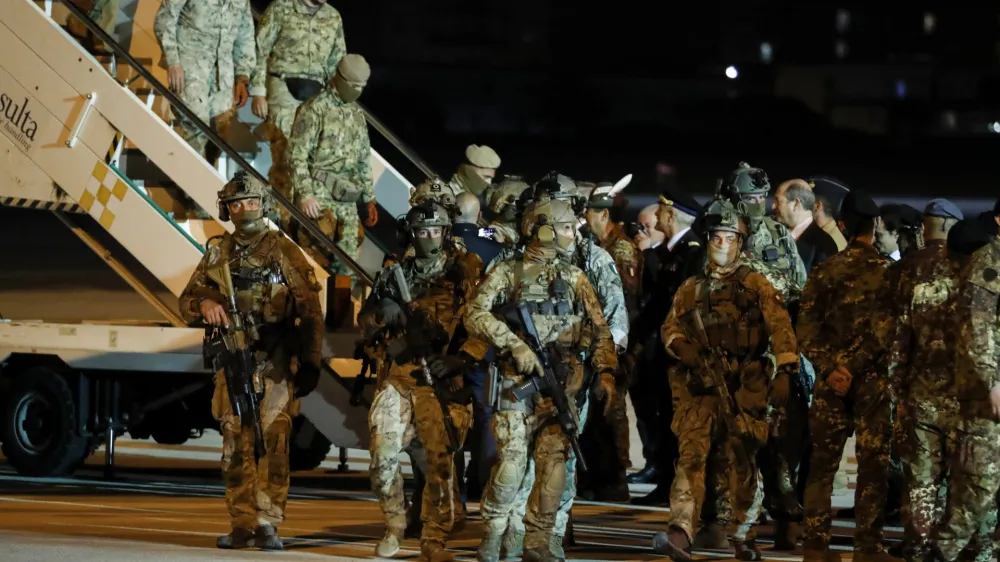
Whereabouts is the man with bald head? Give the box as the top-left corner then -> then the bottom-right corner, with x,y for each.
774,179 -> 839,273
451,191 -> 502,267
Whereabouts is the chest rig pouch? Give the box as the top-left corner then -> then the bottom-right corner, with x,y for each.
231,260 -> 290,325
696,267 -> 767,362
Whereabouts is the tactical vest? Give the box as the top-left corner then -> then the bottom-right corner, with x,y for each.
510,261 -> 589,352
401,255 -> 465,339
748,218 -> 792,275
694,266 -> 768,361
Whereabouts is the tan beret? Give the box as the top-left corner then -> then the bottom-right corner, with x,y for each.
337,54 -> 371,83
464,144 -> 500,169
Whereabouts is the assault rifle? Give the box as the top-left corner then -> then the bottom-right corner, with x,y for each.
202,258 -> 266,461
684,308 -> 751,478
382,263 -> 460,451
509,300 -> 588,472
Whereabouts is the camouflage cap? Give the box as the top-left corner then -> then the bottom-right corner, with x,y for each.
337,54 -> 371,83
219,170 -> 269,202
465,144 -> 501,169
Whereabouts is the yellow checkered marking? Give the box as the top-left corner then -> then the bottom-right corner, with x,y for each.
83,161 -> 128,230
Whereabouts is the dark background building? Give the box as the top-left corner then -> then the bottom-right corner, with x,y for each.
259,1 -> 1000,205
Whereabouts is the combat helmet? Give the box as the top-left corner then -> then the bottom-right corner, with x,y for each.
701,197 -> 749,237
531,171 -> 586,215
488,175 -> 530,217
718,162 -> 770,220
401,201 -> 451,257
521,198 -> 577,240
218,170 -> 271,222
410,177 -> 458,213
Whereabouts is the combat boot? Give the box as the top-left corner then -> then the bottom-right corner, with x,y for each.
731,539 -> 763,561
548,534 -> 565,558
522,546 -> 565,562
419,540 -> 455,562
216,527 -> 253,549
375,527 -> 405,558
652,527 -> 694,562
500,529 -> 524,558
693,522 -> 730,549
477,532 -> 503,562
854,550 -> 903,562
254,525 -> 283,551
802,548 -> 843,562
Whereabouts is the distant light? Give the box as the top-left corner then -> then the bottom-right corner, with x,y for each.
725,65 -> 739,79
836,9 -> 850,33
760,42 -> 773,64
896,79 -> 907,99
835,40 -> 848,59
924,12 -> 936,34
990,121 -> 1000,133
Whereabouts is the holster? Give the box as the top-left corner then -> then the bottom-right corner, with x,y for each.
312,170 -> 362,203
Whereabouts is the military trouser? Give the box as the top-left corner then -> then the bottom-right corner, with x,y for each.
173,48 -> 236,161
932,413 -> 1000,561
667,393 -> 765,543
262,76 -> 303,232
480,404 -> 574,550
802,378 -> 892,553
760,389 -> 810,522
296,201 -> 362,279
510,398 -> 591,538
212,367 -> 297,531
368,378 -> 472,545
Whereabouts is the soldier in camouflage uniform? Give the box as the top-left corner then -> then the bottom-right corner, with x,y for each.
717,162 -> 808,289
249,0 -> 346,230
884,199 -> 980,561
487,175 -> 530,245
652,199 -> 797,562
178,172 -> 324,551
931,200 -> 1000,562
451,144 -> 501,197
154,0 -> 255,159
411,177 -> 461,216
358,202 -> 482,561
579,183 -> 642,500
466,198 -> 618,562
798,190 -> 900,562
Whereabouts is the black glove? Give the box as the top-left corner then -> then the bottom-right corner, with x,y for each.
295,363 -> 321,398
376,298 -> 405,328
427,355 -> 469,380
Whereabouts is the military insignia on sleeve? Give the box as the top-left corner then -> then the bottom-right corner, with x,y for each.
984,268 -> 999,282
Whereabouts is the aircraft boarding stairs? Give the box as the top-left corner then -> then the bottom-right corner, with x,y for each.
0,0 -> 434,462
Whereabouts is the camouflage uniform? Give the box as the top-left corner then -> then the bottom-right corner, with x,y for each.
886,239 -> 979,560
933,233 -> 1000,562
358,208 -> 483,560
250,0 -> 345,228
450,144 -> 501,197
154,0 -> 255,157
798,241 -> 894,557
466,200 -> 618,562
487,176 -> 530,246
286,55 -> 373,278
178,173 -> 323,549
658,245 -> 798,557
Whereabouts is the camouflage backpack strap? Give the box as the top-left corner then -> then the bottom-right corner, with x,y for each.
511,259 -> 526,302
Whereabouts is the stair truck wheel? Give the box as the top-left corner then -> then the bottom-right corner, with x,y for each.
1,368 -> 89,476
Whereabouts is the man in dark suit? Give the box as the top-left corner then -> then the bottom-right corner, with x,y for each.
629,182 -> 705,505
774,179 -> 839,273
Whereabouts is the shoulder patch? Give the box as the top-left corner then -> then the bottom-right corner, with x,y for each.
292,118 -> 308,137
